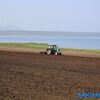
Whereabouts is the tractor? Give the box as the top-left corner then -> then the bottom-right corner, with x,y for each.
41,45 -> 62,55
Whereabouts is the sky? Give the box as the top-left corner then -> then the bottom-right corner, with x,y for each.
0,0 -> 100,32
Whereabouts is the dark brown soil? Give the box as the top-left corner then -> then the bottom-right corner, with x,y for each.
0,51 -> 100,100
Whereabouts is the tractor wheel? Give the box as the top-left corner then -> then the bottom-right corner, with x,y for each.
59,52 -> 62,55
46,50 -> 51,55
54,52 -> 58,55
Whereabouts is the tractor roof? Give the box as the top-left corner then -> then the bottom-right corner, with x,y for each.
49,45 -> 57,46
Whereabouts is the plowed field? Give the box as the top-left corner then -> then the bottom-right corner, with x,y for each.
0,51 -> 100,100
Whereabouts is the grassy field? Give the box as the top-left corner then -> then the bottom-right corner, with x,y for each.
0,42 -> 100,54
0,42 -> 48,49
62,48 -> 100,53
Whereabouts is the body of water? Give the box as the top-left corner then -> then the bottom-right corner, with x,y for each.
0,31 -> 100,49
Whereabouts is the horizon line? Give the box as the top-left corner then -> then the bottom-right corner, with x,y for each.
0,30 -> 100,33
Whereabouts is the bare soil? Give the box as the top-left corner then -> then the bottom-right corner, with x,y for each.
0,50 -> 100,100
0,46 -> 100,58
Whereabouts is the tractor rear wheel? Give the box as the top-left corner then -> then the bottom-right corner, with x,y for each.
46,49 -> 51,55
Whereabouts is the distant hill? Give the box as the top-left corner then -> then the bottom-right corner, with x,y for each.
0,26 -> 22,31
0,30 -> 100,37
0,25 -> 100,37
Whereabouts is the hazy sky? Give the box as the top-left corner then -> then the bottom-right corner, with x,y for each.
0,0 -> 100,32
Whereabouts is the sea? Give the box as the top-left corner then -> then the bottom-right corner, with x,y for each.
0,31 -> 100,49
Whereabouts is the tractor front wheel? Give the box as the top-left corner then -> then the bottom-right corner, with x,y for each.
54,52 -> 58,55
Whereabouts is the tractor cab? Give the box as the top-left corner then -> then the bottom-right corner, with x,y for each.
49,45 -> 57,49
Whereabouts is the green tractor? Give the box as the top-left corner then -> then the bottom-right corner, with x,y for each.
45,45 -> 62,55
